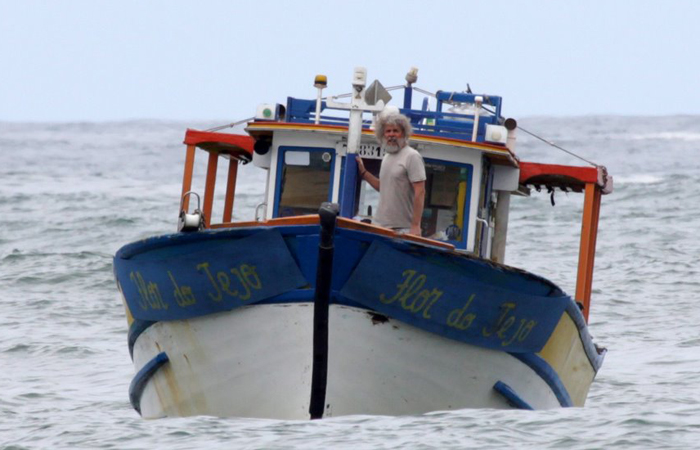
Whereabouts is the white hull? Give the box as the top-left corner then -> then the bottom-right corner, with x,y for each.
133,304 -> 315,419
132,304 -> 560,419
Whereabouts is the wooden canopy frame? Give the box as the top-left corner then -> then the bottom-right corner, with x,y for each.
180,129 -> 255,226
519,162 -> 613,322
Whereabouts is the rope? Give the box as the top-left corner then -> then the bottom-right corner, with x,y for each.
203,86 -> 598,168
479,105 -> 598,167
206,117 -> 255,132
328,85 -> 406,100
412,86 -> 437,97
516,126 -> 598,167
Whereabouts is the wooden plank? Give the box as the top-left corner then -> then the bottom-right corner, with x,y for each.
202,152 -> 219,228
209,215 -> 321,229
336,218 -> 455,249
180,145 -> 196,212
222,159 -> 239,222
183,129 -> 254,160
575,183 -> 602,322
211,215 -> 454,250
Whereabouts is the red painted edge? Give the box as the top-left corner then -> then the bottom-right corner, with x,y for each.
519,162 -> 599,185
183,129 -> 255,157
519,162 -> 616,195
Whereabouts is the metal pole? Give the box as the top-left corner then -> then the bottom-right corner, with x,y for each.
309,202 -> 339,419
471,96 -> 483,142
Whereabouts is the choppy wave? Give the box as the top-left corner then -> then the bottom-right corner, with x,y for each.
614,174 -> 664,184
1,119 -> 700,449
630,131 -> 700,142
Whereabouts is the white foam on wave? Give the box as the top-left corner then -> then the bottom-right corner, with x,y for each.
614,174 -> 663,184
630,132 -> 700,142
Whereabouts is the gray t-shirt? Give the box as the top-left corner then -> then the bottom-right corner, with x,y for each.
375,145 -> 426,229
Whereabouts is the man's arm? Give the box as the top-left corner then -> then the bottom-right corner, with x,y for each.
409,181 -> 425,236
356,156 -> 379,191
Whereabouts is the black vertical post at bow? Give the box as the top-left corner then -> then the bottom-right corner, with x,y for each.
309,202 -> 339,420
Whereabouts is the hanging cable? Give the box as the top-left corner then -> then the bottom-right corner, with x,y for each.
204,85 -> 597,168
208,85 -> 428,130
327,85 -> 406,100
206,117 -> 255,132
412,87 -> 437,98
479,105 -> 598,167
516,126 -> 598,167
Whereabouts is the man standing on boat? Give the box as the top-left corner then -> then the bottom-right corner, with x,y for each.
356,111 -> 426,236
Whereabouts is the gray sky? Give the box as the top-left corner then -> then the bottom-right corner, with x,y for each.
1,1 -> 698,122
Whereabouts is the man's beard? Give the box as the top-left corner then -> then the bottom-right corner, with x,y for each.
382,137 -> 405,154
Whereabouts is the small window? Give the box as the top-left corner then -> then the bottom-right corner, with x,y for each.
285,151 -> 311,166
354,157 -> 472,246
355,158 -> 381,220
422,161 -> 472,244
276,148 -> 334,217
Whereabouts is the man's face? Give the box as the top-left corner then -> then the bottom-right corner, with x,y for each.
383,124 -> 405,152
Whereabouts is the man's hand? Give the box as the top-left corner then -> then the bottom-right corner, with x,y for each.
356,156 -> 380,191
355,156 -> 365,175
409,181 -> 425,236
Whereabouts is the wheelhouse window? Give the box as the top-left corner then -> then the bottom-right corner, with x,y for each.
355,158 -> 381,221
355,157 -> 472,247
422,161 -> 472,246
275,148 -> 335,217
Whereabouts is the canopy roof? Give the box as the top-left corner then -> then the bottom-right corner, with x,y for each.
519,162 -> 613,194
184,129 -> 255,162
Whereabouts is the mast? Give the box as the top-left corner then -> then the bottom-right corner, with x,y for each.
325,67 -> 386,218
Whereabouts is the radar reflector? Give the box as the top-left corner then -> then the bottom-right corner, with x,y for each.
364,80 -> 392,106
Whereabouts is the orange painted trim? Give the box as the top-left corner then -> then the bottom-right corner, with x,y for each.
336,217 -> 397,237
202,152 -> 219,228
246,122 -> 350,134
245,121 -> 516,161
210,215 -> 320,229
575,183 -> 602,322
412,134 -> 512,153
209,215 -> 454,250
336,218 -> 455,250
222,159 -> 238,222
183,129 -> 254,160
181,145 -> 196,212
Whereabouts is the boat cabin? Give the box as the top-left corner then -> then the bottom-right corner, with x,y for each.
178,69 -> 612,320
248,94 -> 520,253
181,76 -> 521,256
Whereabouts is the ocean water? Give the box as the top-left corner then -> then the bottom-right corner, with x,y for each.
1,116 -> 700,449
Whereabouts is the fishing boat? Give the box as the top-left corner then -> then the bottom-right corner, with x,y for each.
114,67 -> 613,419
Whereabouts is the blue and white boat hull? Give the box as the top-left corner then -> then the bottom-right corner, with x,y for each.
117,222 -> 604,419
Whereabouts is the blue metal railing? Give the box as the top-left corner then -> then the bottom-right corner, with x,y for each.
284,89 -> 504,143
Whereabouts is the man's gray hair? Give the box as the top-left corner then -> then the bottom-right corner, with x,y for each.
374,112 -> 413,143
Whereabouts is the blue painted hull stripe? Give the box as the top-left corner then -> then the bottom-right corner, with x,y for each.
493,381 -> 534,410
129,352 -> 169,415
510,352 -> 573,407
127,320 -> 156,360
564,301 -> 606,371
115,224 -> 319,259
